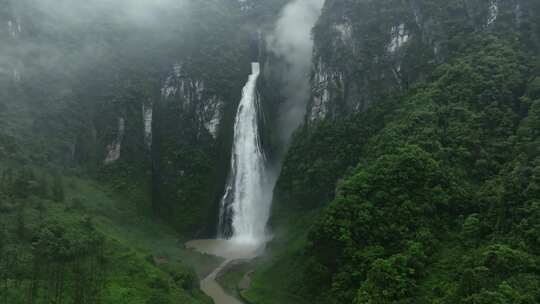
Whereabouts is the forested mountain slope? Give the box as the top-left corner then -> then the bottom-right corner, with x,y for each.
1,0 -> 539,303
0,0 -> 256,237
244,1 -> 540,303
0,0 -> 270,303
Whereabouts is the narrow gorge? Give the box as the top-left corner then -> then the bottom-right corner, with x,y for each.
188,62 -> 268,303
1,1 -> 539,304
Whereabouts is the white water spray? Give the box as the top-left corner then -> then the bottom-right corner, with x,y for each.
218,62 -> 271,245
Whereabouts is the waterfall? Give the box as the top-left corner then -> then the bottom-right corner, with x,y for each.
218,62 -> 271,245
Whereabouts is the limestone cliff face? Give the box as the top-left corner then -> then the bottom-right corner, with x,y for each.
0,0 -> 252,237
0,2 -> 22,90
307,0 -> 538,123
160,63 -> 224,139
102,62 -> 226,166
151,60 -> 241,236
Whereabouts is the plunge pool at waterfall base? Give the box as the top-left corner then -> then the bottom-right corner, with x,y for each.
186,239 -> 265,304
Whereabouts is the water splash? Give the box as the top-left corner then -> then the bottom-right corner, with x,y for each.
218,63 -> 271,245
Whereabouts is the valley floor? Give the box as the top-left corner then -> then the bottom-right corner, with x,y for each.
0,169 -> 220,304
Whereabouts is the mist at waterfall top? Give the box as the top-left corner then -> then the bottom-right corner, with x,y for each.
267,0 -> 325,67
266,0 -> 325,144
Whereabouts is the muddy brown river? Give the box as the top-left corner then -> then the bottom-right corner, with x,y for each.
186,239 -> 262,304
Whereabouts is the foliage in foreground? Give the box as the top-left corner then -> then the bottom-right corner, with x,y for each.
0,167 -> 210,304
249,35 -> 540,304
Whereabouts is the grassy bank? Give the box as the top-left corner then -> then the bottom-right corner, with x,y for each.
0,166 -> 220,304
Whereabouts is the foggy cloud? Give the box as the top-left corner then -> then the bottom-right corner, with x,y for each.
21,0 -> 186,25
0,0 -> 189,83
266,0 -> 325,144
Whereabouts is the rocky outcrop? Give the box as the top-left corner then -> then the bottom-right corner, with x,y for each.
160,63 -> 224,139
307,0 -> 537,123
309,57 -> 344,121
7,17 -> 21,37
104,117 -> 125,164
143,102 -> 153,150
0,7 -> 22,84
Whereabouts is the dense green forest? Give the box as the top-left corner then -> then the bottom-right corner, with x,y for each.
0,164 -> 223,303
304,36 -> 540,303
2,0 -> 540,303
0,0 -> 251,303
246,43 -> 540,304
241,0 -> 540,302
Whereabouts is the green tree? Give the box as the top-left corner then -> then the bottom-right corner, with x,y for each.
52,174 -> 65,203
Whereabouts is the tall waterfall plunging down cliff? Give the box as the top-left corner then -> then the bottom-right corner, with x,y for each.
218,62 -> 271,245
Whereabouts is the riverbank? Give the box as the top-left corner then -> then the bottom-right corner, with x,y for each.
186,239 -> 263,304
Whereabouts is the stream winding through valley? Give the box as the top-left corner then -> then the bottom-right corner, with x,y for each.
184,1 -> 324,301
186,63 -> 267,303
186,239 -> 262,304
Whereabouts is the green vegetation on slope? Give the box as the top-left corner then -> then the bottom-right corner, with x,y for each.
0,1 -> 298,303
0,163 -> 217,304
0,0 -> 259,238
247,33 -> 540,304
